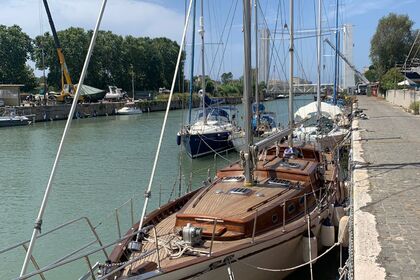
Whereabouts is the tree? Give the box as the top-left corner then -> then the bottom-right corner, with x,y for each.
380,68 -> 404,92
0,25 -> 36,90
221,72 -> 233,84
33,28 -> 184,91
370,13 -> 414,76
364,65 -> 378,82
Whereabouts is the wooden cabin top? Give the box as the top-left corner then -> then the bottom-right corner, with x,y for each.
175,156 -> 320,240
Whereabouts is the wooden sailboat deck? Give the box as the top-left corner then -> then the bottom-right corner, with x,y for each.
117,147 -> 338,277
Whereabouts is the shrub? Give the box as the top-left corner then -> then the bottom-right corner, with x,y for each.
409,101 -> 419,115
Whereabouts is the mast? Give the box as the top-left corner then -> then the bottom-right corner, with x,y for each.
287,0 -> 294,146
316,0 -> 322,118
131,65 -> 135,102
243,0 -> 253,186
188,0 -> 197,124
254,0 -> 259,129
333,0 -> 339,105
199,0 -> 206,125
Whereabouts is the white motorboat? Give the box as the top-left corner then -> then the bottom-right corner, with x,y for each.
0,109 -> 31,127
105,86 -> 127,100
117,102 -> 142,115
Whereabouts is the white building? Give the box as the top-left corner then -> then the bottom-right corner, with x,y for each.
342,24 -> 355,89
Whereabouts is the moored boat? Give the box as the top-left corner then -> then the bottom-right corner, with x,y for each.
0,115 -> 31,127
102,1 -> 343,279
117,102 -> 142,115
0,108 -> 31,127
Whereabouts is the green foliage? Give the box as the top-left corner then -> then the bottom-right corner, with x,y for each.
217,79 -> 243,96
370,13 -> 414,76
33,28 -> 184,91
409,101 -> 419,115
0,25 -> 36,90
221,72 -> 233,84
379,68 -> 404,91
364,66 -> 378,82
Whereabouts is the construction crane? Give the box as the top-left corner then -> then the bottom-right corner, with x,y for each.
324,38 -> 370,94
43,0 -> 78,103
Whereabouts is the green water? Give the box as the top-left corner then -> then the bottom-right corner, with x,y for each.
0,96 -> 317,279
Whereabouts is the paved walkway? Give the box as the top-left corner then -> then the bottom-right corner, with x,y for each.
353,96 -> 420,280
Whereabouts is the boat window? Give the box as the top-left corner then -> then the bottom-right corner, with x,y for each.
267,178 -> 291,187
299,196 -> 305,205
222,176 -> 244,182
228,187 -> 252,195
272,213 -> 279,224
279,161 -> 301,169
287,203 -> 296,214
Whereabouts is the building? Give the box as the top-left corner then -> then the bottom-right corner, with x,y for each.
342,24 -> 355,89
0,84 -> 24,106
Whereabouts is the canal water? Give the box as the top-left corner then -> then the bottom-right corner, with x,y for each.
0,95 -> 341,279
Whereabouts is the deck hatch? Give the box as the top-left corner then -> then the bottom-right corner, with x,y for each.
228,187 -> 252,195
267,178 -> 292,187
279,161 -> 301,169
222,176 -> 244,182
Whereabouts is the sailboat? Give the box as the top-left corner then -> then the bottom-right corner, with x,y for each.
100,1 -> 343,279
293,0 -> 350,150
9,1 -> 347,279
117,71 -> 142,115
177,0 -> 236,158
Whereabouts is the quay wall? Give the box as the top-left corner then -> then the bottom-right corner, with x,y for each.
12,97 -> 243,122
385,89 -> 420,109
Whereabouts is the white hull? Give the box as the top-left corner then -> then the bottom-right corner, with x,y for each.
117,107 -> 142,115
230,130 -> 245,152
126,208 -> 328,280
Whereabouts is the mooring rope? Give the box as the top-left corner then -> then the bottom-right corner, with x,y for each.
237,242 -> 340,272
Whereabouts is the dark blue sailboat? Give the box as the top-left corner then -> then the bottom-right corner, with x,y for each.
177,0 -> 238,158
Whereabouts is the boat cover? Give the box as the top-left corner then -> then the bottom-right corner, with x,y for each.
294,101 -> 343,121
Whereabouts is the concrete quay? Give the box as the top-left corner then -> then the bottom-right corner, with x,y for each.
353,96 -> 420,280
10,96 -> 243,123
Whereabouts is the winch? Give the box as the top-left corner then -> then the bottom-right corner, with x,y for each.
182,223 -> 203,247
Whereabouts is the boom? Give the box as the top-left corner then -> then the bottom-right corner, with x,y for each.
42,0 -> 73,88
324,38 -> 369,85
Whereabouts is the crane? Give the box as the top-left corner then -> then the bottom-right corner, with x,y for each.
42,0 -> 78,103
324,38 -> 370,86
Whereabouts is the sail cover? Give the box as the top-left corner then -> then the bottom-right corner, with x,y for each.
78,84 -> 105,96
294,101 -> 343,121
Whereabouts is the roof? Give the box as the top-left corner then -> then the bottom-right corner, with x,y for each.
0,84 -> 24,88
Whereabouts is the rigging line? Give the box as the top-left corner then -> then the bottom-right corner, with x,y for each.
404,30 -> 420,69
294,47 -> 309,82
206,0 -> 215,79
19,0 -> 109,276
257,1 -> 288,82
266,0 -> 281,84
237,243 -> 341,272
133,0 -> 194,242
208,0 -> 237,76
215,0 -> 240,81
411,40 -> 420,63
196,133 -> 234,163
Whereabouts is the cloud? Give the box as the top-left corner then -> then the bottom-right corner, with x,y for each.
0,0 -> 185,41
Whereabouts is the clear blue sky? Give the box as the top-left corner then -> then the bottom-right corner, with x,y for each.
1,0 -> 419,83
